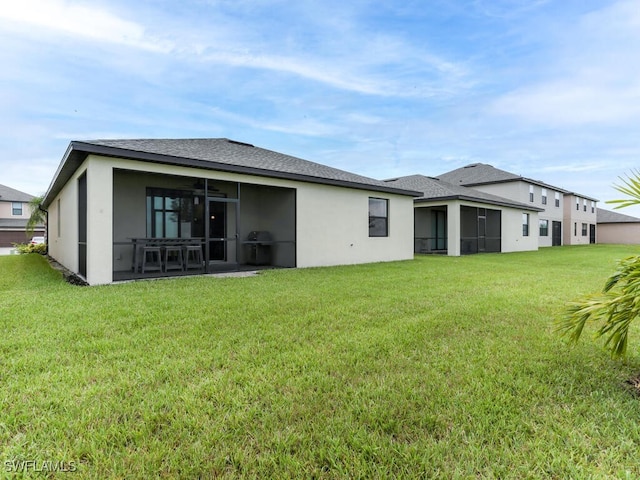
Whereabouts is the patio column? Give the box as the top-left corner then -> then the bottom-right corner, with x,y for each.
448,202 -> 461,256
86,157 -> 113,285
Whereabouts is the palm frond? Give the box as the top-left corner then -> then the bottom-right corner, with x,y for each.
558,254 -> 640,358
608,170 -> 640,209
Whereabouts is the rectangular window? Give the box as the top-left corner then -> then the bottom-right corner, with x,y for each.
541,188 -> 547,205
522,213 -> 530,236
529,185 -> 534,202
574,222 -> 577,236
591,201 -> 595,213
582,223 -> 588,236
369,197 -> 389,237
146,189 -> 195,238
11,202 -> 22,216
539,219 -> 549,236
576,198 -> 580,211
583,199 -> 587,212
555,192 -> 560,207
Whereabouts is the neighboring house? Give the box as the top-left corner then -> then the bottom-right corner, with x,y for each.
0,184 -> 45,247
385,174 -> 542,256
437,163 -> 597,247
597,208 -> 640,244
41,138 -> 420,286
563,192 -> 598,245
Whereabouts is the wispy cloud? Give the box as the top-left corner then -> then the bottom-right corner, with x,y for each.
2,0 -> 471,98
0,0 -> 172,52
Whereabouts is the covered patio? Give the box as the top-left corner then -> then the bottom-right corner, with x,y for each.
112,169 -> 296,281
385,174 -> 541,256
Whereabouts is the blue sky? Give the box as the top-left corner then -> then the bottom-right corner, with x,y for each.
1,0 -> 639,215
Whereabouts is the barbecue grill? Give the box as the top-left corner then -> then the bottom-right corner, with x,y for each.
245,231 -> 273,265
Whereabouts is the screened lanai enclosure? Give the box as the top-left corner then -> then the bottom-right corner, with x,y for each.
413,204 -> 502,255
460,206 -> 501,254
414,206 -> 448,254
112,169 -> 296,281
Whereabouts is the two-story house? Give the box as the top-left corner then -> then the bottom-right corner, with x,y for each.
0,184 -> 45,247
437,163 -> 597,247
563,192 -> 598,245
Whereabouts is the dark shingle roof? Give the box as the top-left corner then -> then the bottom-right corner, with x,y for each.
597,208 -> 640,224
43,138 -> 419,206
437,163 -> 569,193
384,174 -> 543,211
0,184 -> 34,202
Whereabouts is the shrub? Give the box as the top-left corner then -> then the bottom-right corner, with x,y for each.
12,242 -> 47,255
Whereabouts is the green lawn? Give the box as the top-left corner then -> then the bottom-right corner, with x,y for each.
1,246 -> 640,478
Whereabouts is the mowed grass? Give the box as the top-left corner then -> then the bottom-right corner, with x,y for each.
1,246 -> 640,478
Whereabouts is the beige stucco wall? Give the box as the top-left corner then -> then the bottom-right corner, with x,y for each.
500,207 -> 539,253
86,159 -> 114,285
50,155 -> 415,285
47,164 -> 81,275
47,156 -> 114,285
597,224 -> 640,244
295,183 -> 414,267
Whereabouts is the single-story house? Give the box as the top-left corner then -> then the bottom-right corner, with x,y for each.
41,138 -> 420,285
596,208 -> 640,244
384,174 -> 542,255
0,183 -> 45,247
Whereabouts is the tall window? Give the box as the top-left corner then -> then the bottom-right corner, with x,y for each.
576,198 -> 580,211
146,189 -> 194,238
11,202 -> 22,216
522,213 -> 530,236
57,198 -> 61,238
591,201 -> 595,213
529,185 -> 534,202
574,222 -> 577,236
541,188 -> 547,205
539,219 -> 549,236
582,223 -> 588,236
369,197 -> 388,237
583,199 -> 587,212
555,192 -> 560,207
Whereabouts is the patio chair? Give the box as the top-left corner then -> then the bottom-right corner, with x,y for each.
184,245 -> 204,272
164,245 -> 184,272
141,246 -> 163,274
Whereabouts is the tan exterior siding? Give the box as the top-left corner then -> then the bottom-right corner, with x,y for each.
0,201 -> 31,219
597,224 -> 640,244
563,194 -> 597,245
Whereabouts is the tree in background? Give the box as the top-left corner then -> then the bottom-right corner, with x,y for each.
556,171 -> 640,357
26,195 -> 45,238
